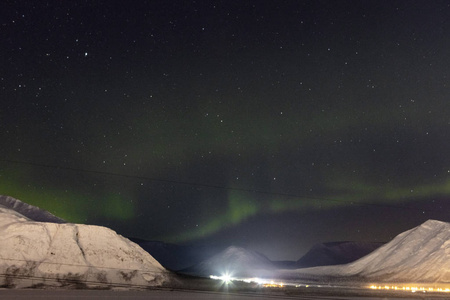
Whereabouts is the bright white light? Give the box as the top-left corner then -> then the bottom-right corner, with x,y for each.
210,273 -> 233,284
221,273 -> 232,284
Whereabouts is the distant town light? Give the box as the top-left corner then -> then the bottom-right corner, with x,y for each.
369,284 -> 450,293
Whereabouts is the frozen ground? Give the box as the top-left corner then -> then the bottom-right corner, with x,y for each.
0,288 -> 445,300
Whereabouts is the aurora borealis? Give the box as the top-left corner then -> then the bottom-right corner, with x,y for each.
2,1 -> 450,260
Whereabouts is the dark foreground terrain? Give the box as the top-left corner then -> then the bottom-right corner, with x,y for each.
0,288 -> 443,300
1,269 -> 449,299
1,278 -> 449,300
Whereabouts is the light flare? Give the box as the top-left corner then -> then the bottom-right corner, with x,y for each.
210,273 -> 234,285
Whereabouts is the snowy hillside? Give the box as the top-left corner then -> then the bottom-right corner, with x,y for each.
296,241 -> 384,268
0,196 -> 169,288
280,220 -> 450,283
180,246 -> 276,278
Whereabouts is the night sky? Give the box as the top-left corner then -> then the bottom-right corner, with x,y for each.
2,0 -> 450,260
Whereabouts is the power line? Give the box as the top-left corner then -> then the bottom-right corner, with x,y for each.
0,158 -> 438,213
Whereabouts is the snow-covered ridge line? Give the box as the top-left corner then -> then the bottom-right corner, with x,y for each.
0,195 -> 66,223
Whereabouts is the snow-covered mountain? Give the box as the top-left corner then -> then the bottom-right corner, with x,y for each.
280,219 -> 450,283
0,196 -> 169,288
295,241 -> 384,268
180,246 -> 276,279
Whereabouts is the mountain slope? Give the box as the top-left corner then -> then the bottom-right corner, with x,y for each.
281,220 -> 450,283
296,241 -> 384,268
130,238 -> 226,271
181,246 -> 276,278
0,195 -> 66,223
0,196 -> 169,288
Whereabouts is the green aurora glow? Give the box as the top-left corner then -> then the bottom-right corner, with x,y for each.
2,1 -> 450,259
